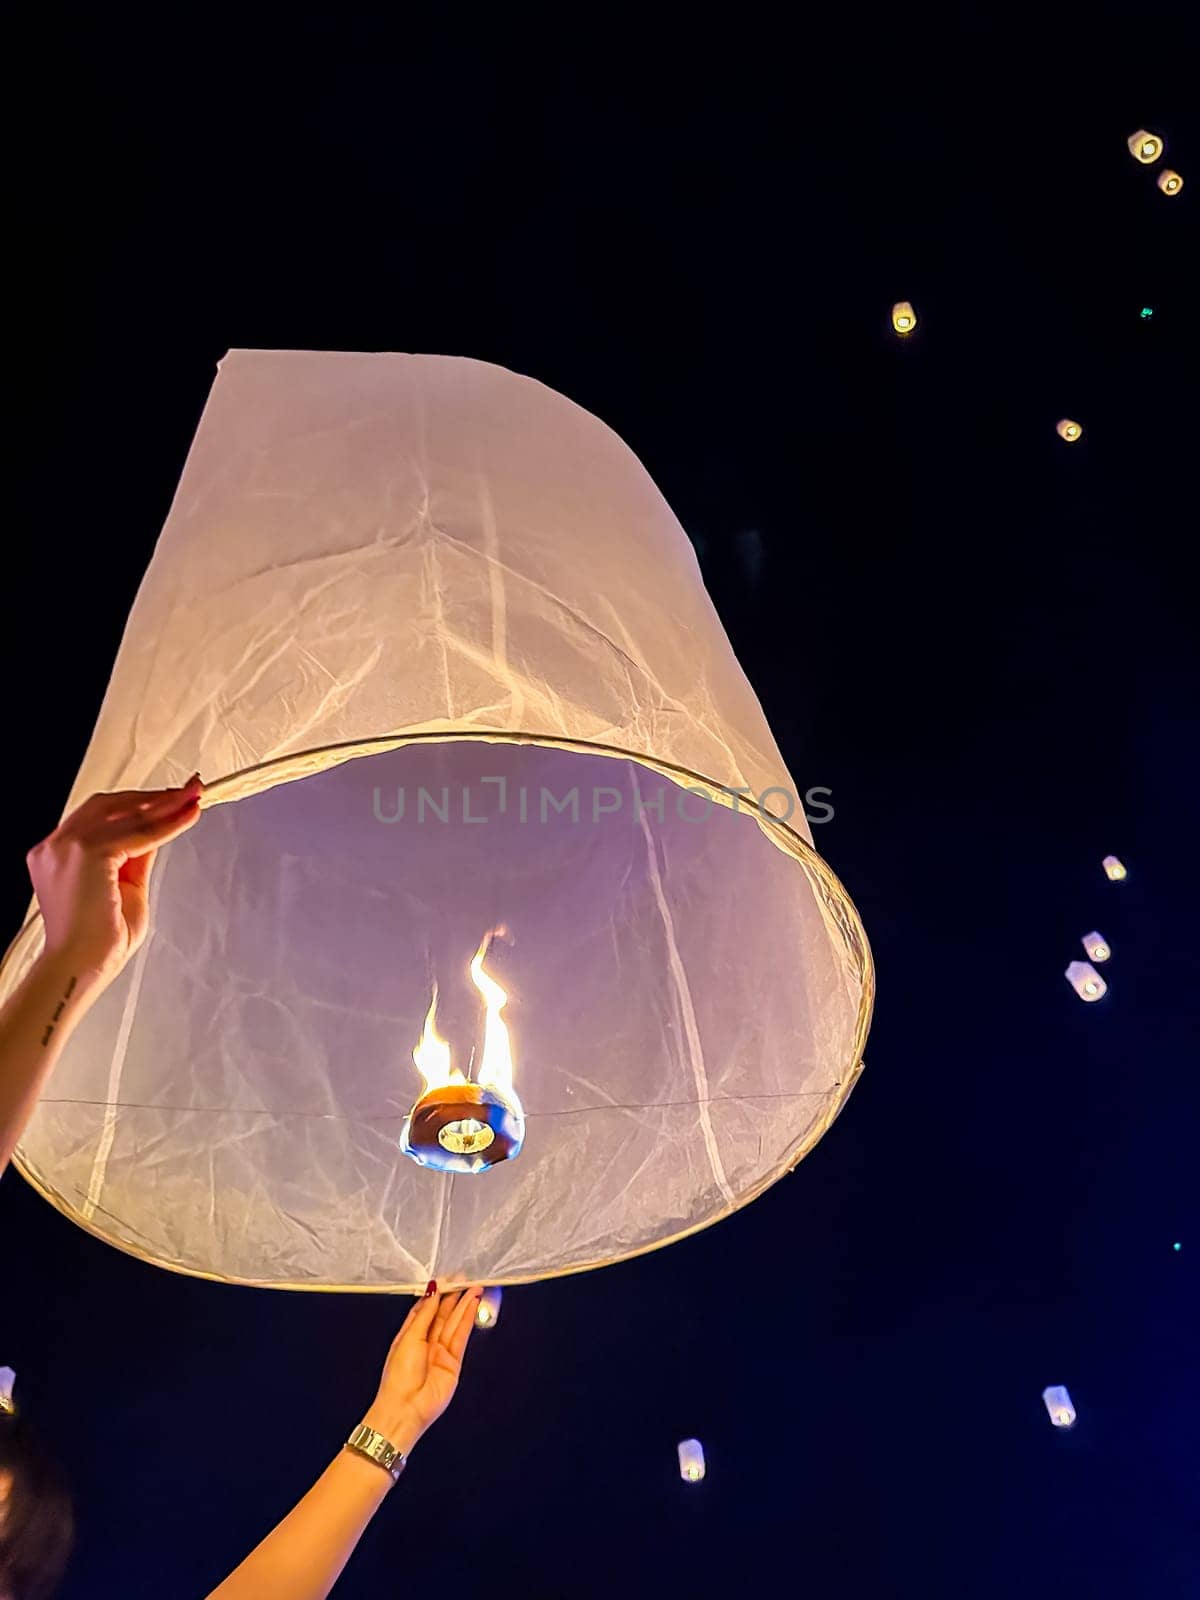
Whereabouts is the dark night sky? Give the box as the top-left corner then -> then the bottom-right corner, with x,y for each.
3,13 -> 1197,1599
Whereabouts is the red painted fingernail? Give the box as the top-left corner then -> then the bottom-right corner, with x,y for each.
424,1279 -> 437,1297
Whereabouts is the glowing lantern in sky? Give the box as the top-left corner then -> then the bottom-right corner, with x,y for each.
0,1367 -> 15,1415
891,300 -> 916,334
1156,169 -> 1183,195
1127,130 -> 1162,163
1102,855 -> 1127,881
475,1286 -> 503,1328
0,350 -> 872,1291
1056,419 -> 1082,442
677,1439 -> 706,1481
1066,961 -> 1106,1002
1042,1385 -> 1076,1428
1081,932 -> 1110,962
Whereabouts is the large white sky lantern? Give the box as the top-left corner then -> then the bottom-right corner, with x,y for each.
0,350 -> 873,1291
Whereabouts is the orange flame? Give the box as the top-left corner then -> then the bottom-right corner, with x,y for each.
411,984 -> 466,1093
469,929 -> 517,1100
410,930 -> 521,1104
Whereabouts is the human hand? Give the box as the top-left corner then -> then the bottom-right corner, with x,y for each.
362,1284 -> 484,1457
25,777 -> 204,988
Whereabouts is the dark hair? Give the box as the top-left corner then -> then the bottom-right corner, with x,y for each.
0,1415 -> 74,1600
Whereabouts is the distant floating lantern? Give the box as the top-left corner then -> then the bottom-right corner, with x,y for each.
475,1285 -> 503,1329
891,301 -> 916,335
1056,419 -> 1082,442
1042,1385 -> 1076,1428
1066,960 -> 1106,1002
1157,169 -> 1183,195
1102,855 -> 1127,881
0,1366 -> 15,1415
1082,932 -> 1110,962
677,1439 -> 706,1482
1127,130 -> 1163,164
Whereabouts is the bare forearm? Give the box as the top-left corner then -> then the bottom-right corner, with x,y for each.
203,1291 -> 473,1600
0,951 -> 102,1176
204,1449 -> 396,1600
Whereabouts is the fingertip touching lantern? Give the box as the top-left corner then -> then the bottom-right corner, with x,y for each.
475,1285 -> 503,1329
677,1438 -> 706,1482
1042,1385 -> 1076,1428
1081,931 -> 1110,962
891,300 -> 916,335
1102,854 -> 1127,881
1157,169 -> 1183,195
1056,418 -> 1083,442
0,350 -> 872,1292
1066,960 -> 1106,1002
1127,130 -> 1162,164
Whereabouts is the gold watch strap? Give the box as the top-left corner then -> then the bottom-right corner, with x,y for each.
345,1423 -> 407,1482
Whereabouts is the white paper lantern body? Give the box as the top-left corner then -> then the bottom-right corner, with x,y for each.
0,351 -> 872,1291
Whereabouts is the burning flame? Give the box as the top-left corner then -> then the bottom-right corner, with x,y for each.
469,929 -> 516,1099
410,929 -> 520,1102
412,984 -> 465,1092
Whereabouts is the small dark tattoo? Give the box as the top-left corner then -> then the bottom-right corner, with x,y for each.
40,976 -> 79,1049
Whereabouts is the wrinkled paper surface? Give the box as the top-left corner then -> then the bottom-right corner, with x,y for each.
2,351 -> 871,1288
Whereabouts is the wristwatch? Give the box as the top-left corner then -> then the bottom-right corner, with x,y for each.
345,1423 -> 408,1483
